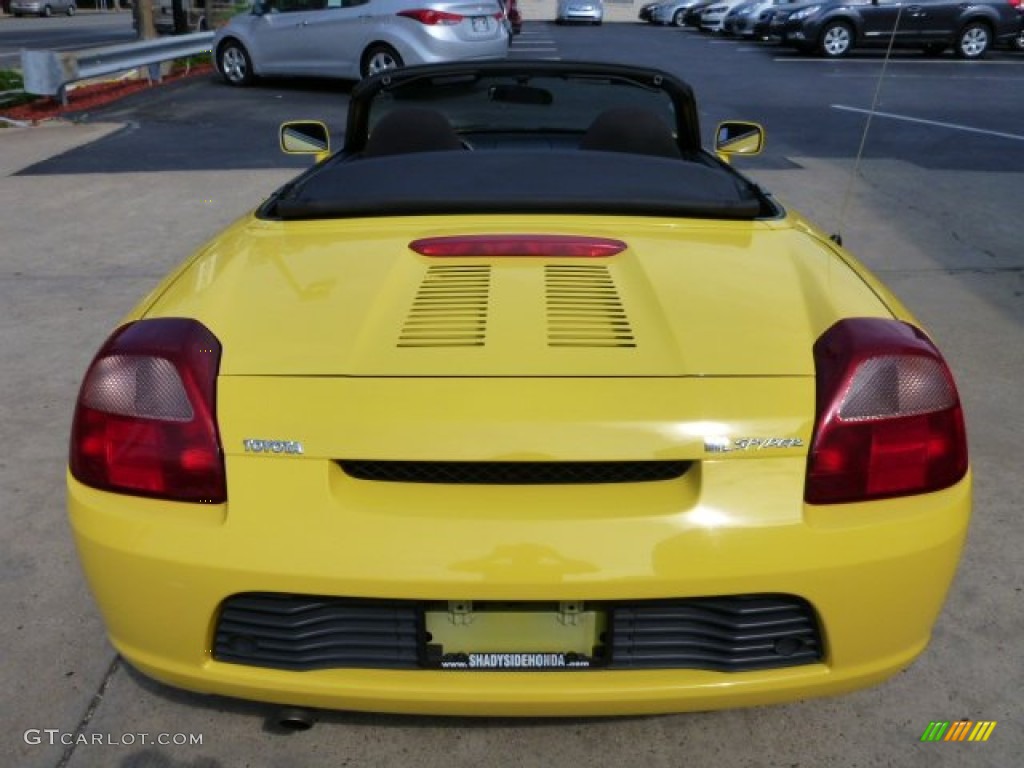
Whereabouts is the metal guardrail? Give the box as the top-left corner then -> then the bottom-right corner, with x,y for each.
21,32 -> 215,106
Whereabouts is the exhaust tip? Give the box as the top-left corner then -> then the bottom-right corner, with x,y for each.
273,707 -> 317,732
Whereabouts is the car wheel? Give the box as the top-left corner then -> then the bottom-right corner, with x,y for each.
217,40 -> 254,87
41,4 -> 52,16
819,20 -> 853,57
955,22 -> 990,59
1014,29 -> 1024,51
921,42 -> 945,56
672,9 -> 686,26
361,44 -> 403,79
66,3 -> 75,15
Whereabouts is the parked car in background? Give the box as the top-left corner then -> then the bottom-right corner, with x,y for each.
720,0 -> 770,36
152,0 -> 245,34
699,0 -> 749,32
638,1 -> 659,21
556,0 -> 604,24
683,0 -> 716,26
647,0 -> 701,26
750,0 -> 801,38
771,0 -> 1022,59
153,0 -> 205,34
213,0 -> 509,85
724,0 -> 794,37
9,0 -> 74,16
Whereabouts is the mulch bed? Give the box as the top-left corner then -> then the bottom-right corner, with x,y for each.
1,63 -> 214,123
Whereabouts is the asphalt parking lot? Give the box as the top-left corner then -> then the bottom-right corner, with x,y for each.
1,19 -> 1022,768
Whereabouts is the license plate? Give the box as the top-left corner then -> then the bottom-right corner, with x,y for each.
472,15 -> 489,32
423,604 -> 605,670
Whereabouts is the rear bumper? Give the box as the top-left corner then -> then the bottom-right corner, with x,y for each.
68,466 -> 971,715
122,651 -> 918,717
557,9 -> 603,22
403,35 -> 510,66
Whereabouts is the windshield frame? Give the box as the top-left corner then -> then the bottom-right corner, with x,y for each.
344,61 -> 704,156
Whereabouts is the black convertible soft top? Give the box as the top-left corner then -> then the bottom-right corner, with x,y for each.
271,150 -> 766,221
263,62 -> 778,222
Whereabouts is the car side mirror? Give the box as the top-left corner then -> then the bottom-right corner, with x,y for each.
252,0 -> 267,15
714,121 -> 765,162
280,121 -> 331,163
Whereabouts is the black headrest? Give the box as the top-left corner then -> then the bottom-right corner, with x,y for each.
580,107 -> 682,159
364,108 -> 464,157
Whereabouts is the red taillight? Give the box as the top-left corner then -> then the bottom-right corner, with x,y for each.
409,235 -> 628,258
397,9 -> 464,24
1008,0 -> 1022,8
805,318 -> 967,505
70,318 -> 226,504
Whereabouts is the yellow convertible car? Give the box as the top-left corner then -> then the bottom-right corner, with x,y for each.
67,61 -> 970,717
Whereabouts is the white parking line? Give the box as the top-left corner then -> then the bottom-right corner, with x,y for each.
826,73 -> 1024,81
831,105 -> 1024,142
510,34 -> 557,54
776,57 -> 1022,64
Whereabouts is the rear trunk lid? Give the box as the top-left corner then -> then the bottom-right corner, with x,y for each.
133,215 -> 904,590
146,215 -> 892,378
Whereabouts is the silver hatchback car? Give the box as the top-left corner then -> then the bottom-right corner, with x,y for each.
214,0 -> 508,85
10,0 -> 75,16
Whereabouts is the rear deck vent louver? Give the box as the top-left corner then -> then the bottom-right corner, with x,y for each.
398,265 -> 491,348
545,265 -> 636,348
